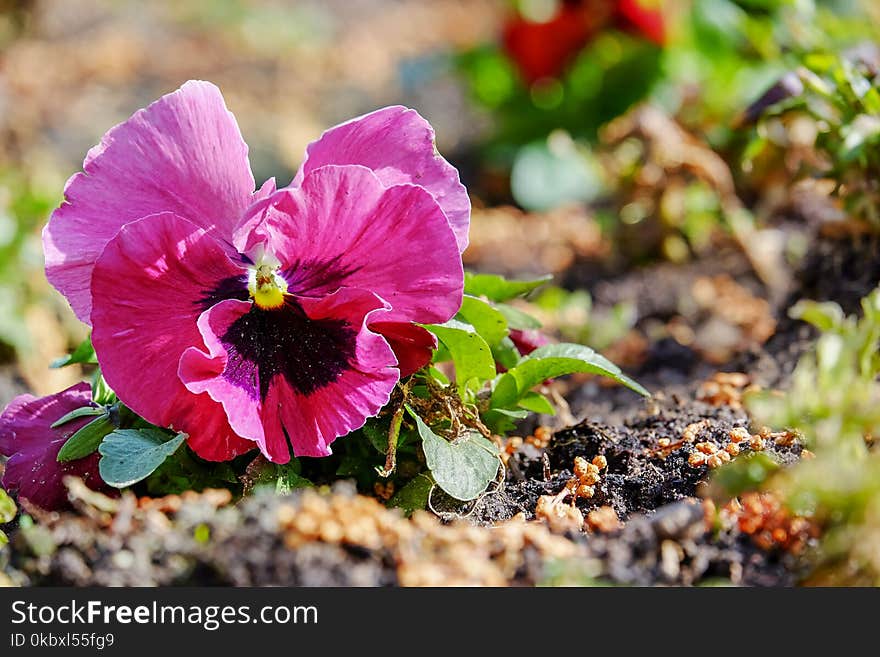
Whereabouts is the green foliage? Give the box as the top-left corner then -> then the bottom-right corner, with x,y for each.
251,460 -> 313,494
409,272 -> 647,501
495,302 -> 542,330
193,523 -> 211,544
510,136 -> 605,211
724,286 -> 880,583
0,169 -> 59,355
492,343 -> 648,409
457,33 -> 663,150
744,49 -> 880,225
532,286 -> 636,350
56,401 -> 138,463
98,429 -> 186,488
0,487 -> 15,546
90,369 -> 117,406
409,408 -> 499,502
56,413 -> 115,462
710,452 -> 782,497
463,272 -> 551,301
146,448 -> 242,496
749,289 -> 880,452
387,474 -> 434,516
0,488 -> 15,524
456,296 -> 508,346
51,405 -> 105,428
425,320 -> 496,396
50,335 -> 97,368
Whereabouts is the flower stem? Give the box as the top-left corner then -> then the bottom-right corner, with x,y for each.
378,379 -> 412,477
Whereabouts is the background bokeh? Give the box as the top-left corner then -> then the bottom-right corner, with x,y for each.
0,0 -> 878,405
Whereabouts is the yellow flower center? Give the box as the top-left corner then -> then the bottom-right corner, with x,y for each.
248,263 -> 288,310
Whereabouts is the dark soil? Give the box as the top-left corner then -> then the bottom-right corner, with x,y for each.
2,233 -> 877,587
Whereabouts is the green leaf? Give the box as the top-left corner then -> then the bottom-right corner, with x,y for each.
56,414 -> 114,462
517,391 -> 556,415
91,370 -> 117,405
510,139 -> 604,211
710,452 -> 781,498
490,373 -> 520,409
424,320 -> 496,394
491,337 -> 521,371
491,343 -> 649,409
362,416 -> 392,454
98,429 -> 186,488
50,335 -> 96,368
495,302 -> 543,330
790,299 -> 846,332
426,366 -> 450,386
146,447 -> 240,496
840,114 -> 880,162
387,474 -> 434,515
482,407 -> 529,434
486,407 -> 528,420
273,463 -> 313,494
409,408 -> 499,501
0,487 -> 16,524
464,272 -> 552,302
50,405 -> 105,428
456,295 -> 508,346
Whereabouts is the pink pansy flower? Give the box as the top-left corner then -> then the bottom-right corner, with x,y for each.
0,383 -> 110,510
43,81 -> 467,463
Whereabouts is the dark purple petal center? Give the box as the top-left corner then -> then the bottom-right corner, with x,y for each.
197,273 -> 250,311
280,255 -> 362,296
220,300 -> 357,400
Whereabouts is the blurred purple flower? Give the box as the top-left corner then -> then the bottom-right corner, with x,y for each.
0,383 -> 109,511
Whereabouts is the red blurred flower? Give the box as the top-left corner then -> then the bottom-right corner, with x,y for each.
615,0 -> 665,46
502,0 -> 665,84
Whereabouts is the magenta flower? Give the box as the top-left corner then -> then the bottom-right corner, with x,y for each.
43,81 -> 467,463
0,383 -> 109,510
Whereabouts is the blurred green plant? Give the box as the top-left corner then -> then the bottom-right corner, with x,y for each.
459,32 -> 663,148
716,286 -> 880,584
0,486 -> 16,546
0,169 -> 58,356
742,47 -> 880,226
457,23 -> 663,210
532,285 -> 636,350
457,0 -> 879,219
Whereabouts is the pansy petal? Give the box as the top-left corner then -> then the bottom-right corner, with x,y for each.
237,164 -> 464,327
179,289 -> 399,462
279,290 -> 399,458
178,299 -> 268,455
0,383 -> 111,510
292,106 -> 470,251
369,321 -> 437,377
44,80 -> 256,323
90,212 -> 254,461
